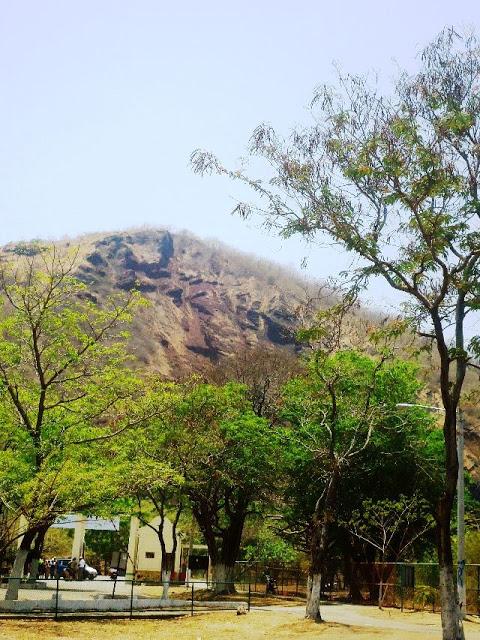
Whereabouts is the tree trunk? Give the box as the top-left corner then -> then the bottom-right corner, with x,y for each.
155,512 -> 169,599
4,549 -> 29,601
5,529 -> 36,601
29,557 -> 39,581
161,569 -> 170,599
191,498 -> 246,596
305,518 -> 327,621
435,410 -> 464,639
305,572 -> 322,621
439,563 -> 464,640
437,514 -> 464,640
212,562 -> 236,594
347,566 -> 363,603
378,578 -> 384,610
430,305 -> 466,640
305,471 -> 339,621
28,526 -> 48,581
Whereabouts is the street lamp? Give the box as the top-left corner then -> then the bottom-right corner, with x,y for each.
396,402 -> 466,619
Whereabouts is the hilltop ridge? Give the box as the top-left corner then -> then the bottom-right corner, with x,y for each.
3,228 -> 324,376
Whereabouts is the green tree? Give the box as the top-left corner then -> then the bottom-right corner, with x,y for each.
142,381 -> 283,594
119,437 -> 186,597
192,29 -> 480,639
280,350 -> 433,619
0,249 -> 147,599
242,521 -> 300,565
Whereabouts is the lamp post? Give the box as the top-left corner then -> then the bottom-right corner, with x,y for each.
396,402 -> 466,618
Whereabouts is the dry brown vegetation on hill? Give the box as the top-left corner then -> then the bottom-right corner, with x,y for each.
2,228 -> 328,377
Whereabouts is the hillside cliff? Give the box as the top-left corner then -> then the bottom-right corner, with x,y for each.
5,229 -> 316,377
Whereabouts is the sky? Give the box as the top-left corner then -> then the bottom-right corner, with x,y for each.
1,0 -> 480,312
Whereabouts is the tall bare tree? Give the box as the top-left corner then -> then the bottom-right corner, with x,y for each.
192,28 -> 480,639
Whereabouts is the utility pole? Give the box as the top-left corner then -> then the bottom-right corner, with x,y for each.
457,409 -> 466,619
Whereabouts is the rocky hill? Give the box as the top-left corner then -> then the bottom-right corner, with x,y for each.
4,228 -> 323,377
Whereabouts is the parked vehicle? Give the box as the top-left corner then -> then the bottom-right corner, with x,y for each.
83,563 -> 98,580
55,558 -> 98,580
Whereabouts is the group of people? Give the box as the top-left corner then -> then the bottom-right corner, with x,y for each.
36,557 -> 87,580
65,557 -> 87,580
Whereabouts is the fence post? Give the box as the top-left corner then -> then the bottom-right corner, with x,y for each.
248,580 -> 251,612
400,564 -> 404,613
54,577 -> 59,620
191,582 -> 194,616
295,571 -> 299,598
129,578 -> 135,619
478,566 -> 480,616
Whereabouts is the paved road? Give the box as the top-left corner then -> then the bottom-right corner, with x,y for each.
256,603 -> 480,637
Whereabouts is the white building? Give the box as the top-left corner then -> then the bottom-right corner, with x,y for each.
125,515 -> 183,579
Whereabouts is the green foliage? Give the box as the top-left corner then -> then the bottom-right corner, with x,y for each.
128,379 -> 286,571
84,518 -> 130,566
279,349 -> 439,555
0,250 -> 147,545
6,241 -> 47,257
243,523 -> 299,565
414,585 -> 437,609
42,528 -> 73,557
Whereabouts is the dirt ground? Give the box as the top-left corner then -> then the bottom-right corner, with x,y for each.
1,607 -> 480,640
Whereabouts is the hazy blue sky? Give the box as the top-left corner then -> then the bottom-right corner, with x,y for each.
1,1 -> 480,311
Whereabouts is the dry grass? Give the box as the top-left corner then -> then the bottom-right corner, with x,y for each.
0,615 -> 395,640
140,585 -> 298,607
1,608 -> 479,640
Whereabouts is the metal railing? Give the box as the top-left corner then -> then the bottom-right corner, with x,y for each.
0,576 -> 254,619
236,560 -> 480,615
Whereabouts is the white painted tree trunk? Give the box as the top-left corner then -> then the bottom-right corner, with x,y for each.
212,563 -> 235,594
161,570 -> 170,599
4,548 -> 28,601
29,557 -> 39,581
305,572 -> 322,621
439,565 -> 464,640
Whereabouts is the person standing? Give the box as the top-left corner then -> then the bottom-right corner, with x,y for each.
68,557 -> 78,581
50,557 -> 56,579
38,557 -> 45,579
78,557 -> 86,580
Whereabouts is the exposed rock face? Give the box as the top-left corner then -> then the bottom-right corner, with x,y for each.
9,229 -> 313,377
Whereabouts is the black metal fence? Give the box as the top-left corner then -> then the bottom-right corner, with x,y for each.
3,562 -> 480,619
235,560 -> 480,615
0,577 -> 253,619
234,562 -> 307,597
337,562 -> 480,615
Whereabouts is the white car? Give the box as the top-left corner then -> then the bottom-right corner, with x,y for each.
83,563 -> 98,580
